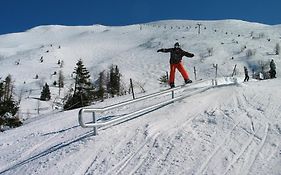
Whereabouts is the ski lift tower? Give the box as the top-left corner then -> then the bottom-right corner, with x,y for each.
197,23 -> 202,34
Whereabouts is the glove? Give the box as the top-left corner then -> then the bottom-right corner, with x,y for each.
191,53 -> 194,57
157,49 -> 163,52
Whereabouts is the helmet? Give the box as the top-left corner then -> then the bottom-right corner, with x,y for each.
174,42 -> 180,48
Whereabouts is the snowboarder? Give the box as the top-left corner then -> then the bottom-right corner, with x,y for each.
269,59 -> 276,78
157,42 -> 194,88
244,66 -> 249,82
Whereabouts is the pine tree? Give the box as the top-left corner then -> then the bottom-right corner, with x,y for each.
73,59 -> 92,93
0,75 -> 21,129
0,81 -> 5,124
3,75 -> 12,101
115,65 -> 121,95
40,83 -> 51,101
108,65 -> 115,97
64,59 -> 94,110
158,72 -> 169,84
0,81 -> 4,102
108,65 -> 121,97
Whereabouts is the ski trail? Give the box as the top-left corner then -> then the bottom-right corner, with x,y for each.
20,133 -> 59,159
104,108 -> 203,175
104,132 -> 160,175
80,129 -> 140,175
196,122 -> 240,175
222,133 -> 255,175
222,88 -> 270,175
241,123 -> 269,175
0,130 -> 94,174
0,133 -> 58,171
127,150 -> 150,175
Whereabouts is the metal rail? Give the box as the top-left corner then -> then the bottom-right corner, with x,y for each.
78,80 -> 211,135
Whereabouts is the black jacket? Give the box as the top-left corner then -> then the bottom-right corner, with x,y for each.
244,67 -> 249,75
270,60 -> 276,70
157,48 -> 194,64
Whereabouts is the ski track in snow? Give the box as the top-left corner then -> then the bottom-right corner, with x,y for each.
242,123 -> 269,175
104,109 -> 204,175
197,121 -> 240,175
0,128 -> 94,174
105,133 -> 161,175
219,85 -> 278,175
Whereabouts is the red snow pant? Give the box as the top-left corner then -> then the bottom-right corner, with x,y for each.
169,62 -> 189,84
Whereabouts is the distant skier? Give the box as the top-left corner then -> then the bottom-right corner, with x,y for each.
269,59 -> 276,78
40,56 -> 44,63
244,66 -> 249,82
157,42 -> 194,88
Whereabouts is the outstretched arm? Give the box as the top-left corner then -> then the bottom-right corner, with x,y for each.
157,48 -> 173,53
183,50 -> 194,57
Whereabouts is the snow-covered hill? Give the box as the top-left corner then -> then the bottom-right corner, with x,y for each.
0,20 -> 281,174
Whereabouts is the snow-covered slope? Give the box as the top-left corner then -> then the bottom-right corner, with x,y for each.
0,20 -> 281,174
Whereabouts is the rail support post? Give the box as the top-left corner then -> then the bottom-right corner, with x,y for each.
93,112 -> 97,135
212,79 -> 218,86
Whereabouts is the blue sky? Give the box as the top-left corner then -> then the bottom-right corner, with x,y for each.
1,0 -> 281,35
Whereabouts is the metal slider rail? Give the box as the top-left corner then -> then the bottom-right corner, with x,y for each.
78,80 -> 210,135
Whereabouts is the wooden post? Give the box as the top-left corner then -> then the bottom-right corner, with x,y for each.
93,112 -> 97,135
232,64 -> 237,77
130,78 -> 135,99
194,66 -> 197,80
37,100 -> 40,114
215,64 -> 218,78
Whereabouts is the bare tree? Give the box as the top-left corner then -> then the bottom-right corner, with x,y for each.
18,88 -> 25,104
135,81 -> 146,93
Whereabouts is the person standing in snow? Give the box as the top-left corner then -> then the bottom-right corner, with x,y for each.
244,66 -> 249,82
157,42 -> 194,88
269,59 -> 276,78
